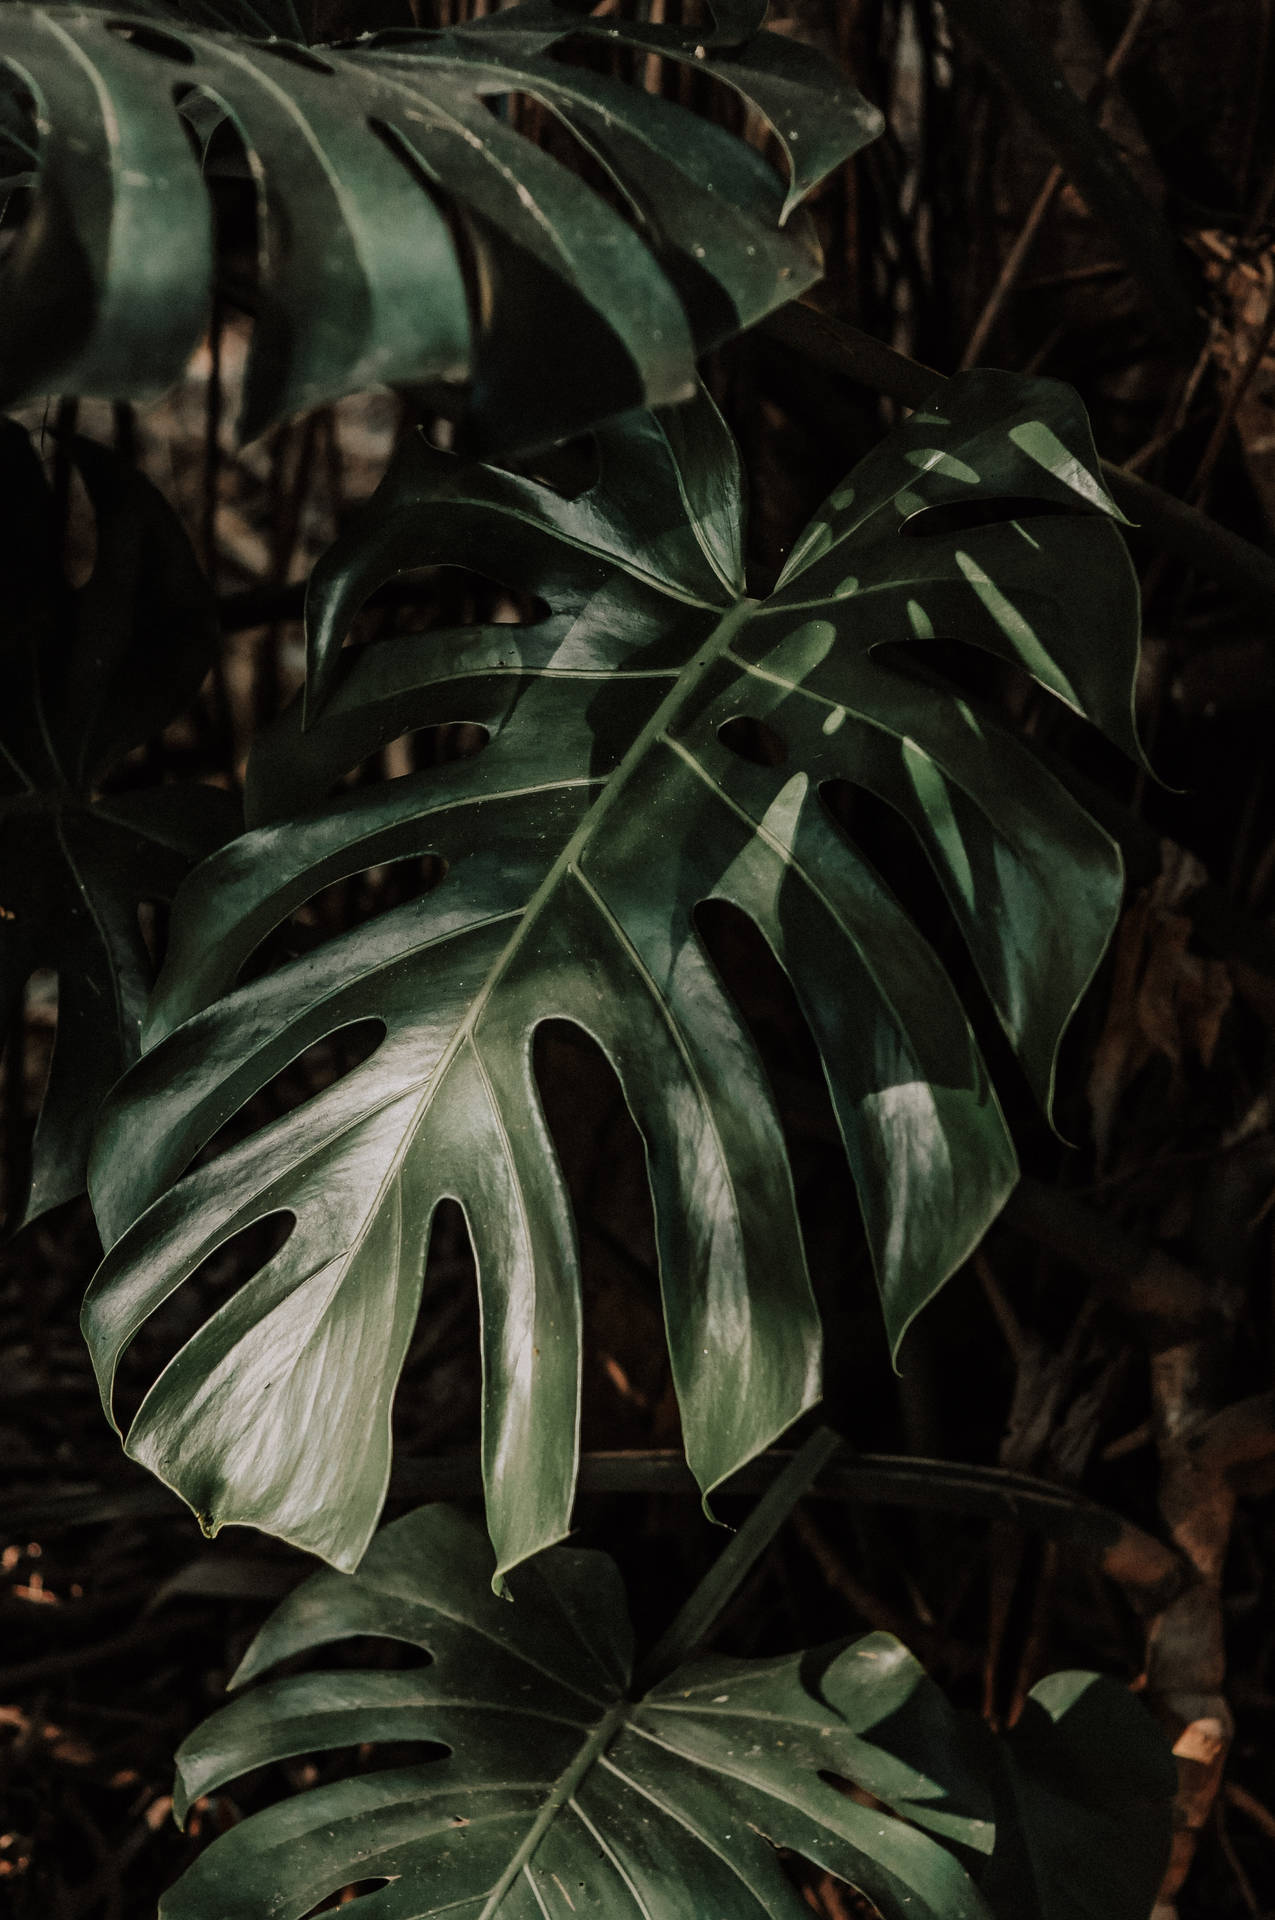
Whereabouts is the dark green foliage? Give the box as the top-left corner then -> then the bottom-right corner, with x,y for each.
161,1501 -> 1173,1920
82,371 -> 1140,1579
0,9 -> 1194,1913
0,0 -> 880,451
0,423 -> 237,1228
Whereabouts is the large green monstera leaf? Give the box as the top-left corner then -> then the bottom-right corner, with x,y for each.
0,0 -> 880,450
84,370 -> 1141,1577
161,1502 -> 1173,1920
164,1500 -> 996,1920
0,422 -> 236,1229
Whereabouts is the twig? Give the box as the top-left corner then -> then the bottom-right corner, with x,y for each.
1225,1778 -> 1275,1846
793,1506 -> 936,1646
1146,1338 -> 1236,1916
1188,274 -> 1275,505
960,0 -> 1158,369
0,1617 -> 198,1692
1003,1177 -> 1213,1332
942,0 -> 1201,352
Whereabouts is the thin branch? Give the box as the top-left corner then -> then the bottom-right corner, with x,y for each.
942,0 -> 1201,352
959,0 -> 1158,369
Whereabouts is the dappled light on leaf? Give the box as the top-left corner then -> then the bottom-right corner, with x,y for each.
85,372 -> 1140,1580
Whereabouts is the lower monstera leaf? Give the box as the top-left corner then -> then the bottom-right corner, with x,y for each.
0,422 -> 237,1228
162,1503 -> 1173,1920
164,1502 -> 996,1920
978,1670 -> 1178,1920
84,370 -> 1141,1578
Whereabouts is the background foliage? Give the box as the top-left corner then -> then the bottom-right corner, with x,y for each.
2,1 -> 1275,1917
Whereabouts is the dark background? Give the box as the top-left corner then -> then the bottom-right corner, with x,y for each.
3,1 -> 1275,1914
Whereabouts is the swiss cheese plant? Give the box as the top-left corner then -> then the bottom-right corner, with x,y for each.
0,2 -> 1176,1908
0,0 -> 880,448
83,371 -> 1141,1581
160,1492 -> 1175,1920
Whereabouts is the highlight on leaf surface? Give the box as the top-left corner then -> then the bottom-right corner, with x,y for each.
0,0 -> 882,452
161,1503 -> 1174,1920
83,370 -> 1142,1580
0,420 -> 237,1231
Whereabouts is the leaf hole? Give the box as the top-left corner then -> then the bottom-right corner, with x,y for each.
189,1021 -> 386,1167
392,1197 -> 482,1460
779,1856 -> 883,1918
898,495 -> 1065,539
479,89 -> 640,224
236,859 -> 449,988
691,900 -> 892,1423
112,1211 -> 296,1429
363,565 -> 551,639
137,899 -> 170,972
546,30 -> 783,201
336,721 -> 489,792
364,118 -> 480,375
298,1880 -> 395,1918
817,1771 -> 890,1811
818,778 -> 1029,1133
870,635 -> 1040,723
253,42 -> 337,75
105,20 -> 196,63
717,714 -> 788,767
818,779 -> 952,950
532,1019 -> 666,1447
515,432 -> 602,501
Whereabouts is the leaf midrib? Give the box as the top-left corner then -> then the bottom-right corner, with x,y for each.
288,594 -> 760,1337
122,598 -> 759,1545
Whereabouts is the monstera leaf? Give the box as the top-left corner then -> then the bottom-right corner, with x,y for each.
161,1501 -> 1173,1920
978,1670 -> 1177,1920
0,0 -> 881,450
162,1500 -> 998,1920
84,370 -> 1141,1577
0,422 -> 237,1229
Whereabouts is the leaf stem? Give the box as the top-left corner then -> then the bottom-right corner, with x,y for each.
634,1425 -> 843,1691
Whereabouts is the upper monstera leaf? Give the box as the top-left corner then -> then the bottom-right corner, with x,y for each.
0,0 -> 881,451
83,370 -> 1140,1578
160,1502 -> 1172,1920
0,422 -> 237,1230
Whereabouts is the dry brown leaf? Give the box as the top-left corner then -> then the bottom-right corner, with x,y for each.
1088,841 -> 1233,1161
1192,229 -> 1275,534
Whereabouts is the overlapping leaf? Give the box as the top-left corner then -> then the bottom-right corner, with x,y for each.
977,1670 -> 1177,1920
0,0 -> 881,450
163,1501 -> 999,1920
0,423 -> 237,1228
161,1502 -> 1173,1920
84,370 -> 1141,1578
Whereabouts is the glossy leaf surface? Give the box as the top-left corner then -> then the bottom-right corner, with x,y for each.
85,371 -> 1140,1576
164,1502 -> 998,1920
0,423 -> 236,1228
0,0 -> 881,451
